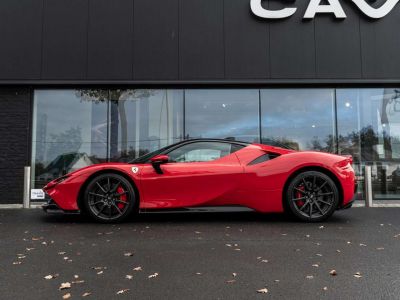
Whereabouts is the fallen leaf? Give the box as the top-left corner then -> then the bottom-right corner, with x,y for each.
126,275 -> 133,280
196,272 -> 202,275
306,275 -> 314,279
74,275 -> 79,279
257,288 -> 268,294
225,244 -> 232,247
312,264 -> 319,268
97,271 -> 103,275
359,243 -> 367,247
354,272 -> 362,278
329,270 -> 337,276
44,274 -> 59,280
261,260 -> 268,263
62,293 -> 71,299
316,254 -> 323,257
72,280 -> 85,284
26,248 -> 35,251
133,266 -> 142,271
58,252 -> 66,255
148,273 -> 158,279
376,247 -> 384,250
232,273 -> 237,277
347,241 -> 351,244
124,252 -> 134,257
319,226 -> 324,229
274,279 -> 280,283
336,250 -> 341,253
13,261 -> 21,265
195,231 -> 201,234
323,287 -> 328,291
116,289 -> 129,295
234,248 -> 241,251
82,292 -> 91,297
59,282 -> 71,290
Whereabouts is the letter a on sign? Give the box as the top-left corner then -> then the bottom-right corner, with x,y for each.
304,0 -> 347,19
250,0 -> 297,19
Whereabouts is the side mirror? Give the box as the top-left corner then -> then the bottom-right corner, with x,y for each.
150,154 -> 169,174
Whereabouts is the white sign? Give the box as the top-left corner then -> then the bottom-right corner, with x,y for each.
250,0 -> 400,19
31,189 -> 45,200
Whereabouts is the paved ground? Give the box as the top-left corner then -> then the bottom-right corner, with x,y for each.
1,208 -> 400,300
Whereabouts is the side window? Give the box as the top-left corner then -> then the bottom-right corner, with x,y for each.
168,142 -> 234,163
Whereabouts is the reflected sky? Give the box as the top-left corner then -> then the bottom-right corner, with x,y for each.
261,89 -> 335,150
185,89 -> 260,142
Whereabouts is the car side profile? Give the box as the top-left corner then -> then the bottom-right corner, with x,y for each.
43,139 -> 356,223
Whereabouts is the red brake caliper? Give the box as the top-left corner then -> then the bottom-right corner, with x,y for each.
296,185 -> 305,208
116,186 -> 127,209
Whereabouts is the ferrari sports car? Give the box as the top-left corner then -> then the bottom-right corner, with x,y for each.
43,139 -> 356,223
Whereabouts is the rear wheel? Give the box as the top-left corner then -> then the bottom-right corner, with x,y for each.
83,173 -> 136,223
286,171 -> 339,222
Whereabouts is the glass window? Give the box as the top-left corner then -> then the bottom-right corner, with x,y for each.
261,89 -> 336,152
168,142 -> 233,163
31,90 -> 108,188
185,89 -> 260,143
337,88 -> 400,201
109,89 -> 184,162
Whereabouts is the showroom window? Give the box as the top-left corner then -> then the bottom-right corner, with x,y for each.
31,90 -> 108,188
31,88 -> 400,202
184,89 -> 260,143
337,89 -> 400,200
260,89 -> 336,152
31,89 -> 183,188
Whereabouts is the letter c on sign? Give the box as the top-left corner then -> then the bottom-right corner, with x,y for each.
250,0 -> 297,19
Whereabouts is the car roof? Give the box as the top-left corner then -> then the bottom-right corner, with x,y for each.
171,138 -> 250,147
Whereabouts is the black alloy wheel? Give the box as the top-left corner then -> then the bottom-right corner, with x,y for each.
286,171 -> 339,222
83,173 -> 136,223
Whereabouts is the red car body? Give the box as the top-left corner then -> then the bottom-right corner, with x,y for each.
43,140 -> 356,216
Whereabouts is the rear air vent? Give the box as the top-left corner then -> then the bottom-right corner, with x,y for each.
248,153 -> 280,165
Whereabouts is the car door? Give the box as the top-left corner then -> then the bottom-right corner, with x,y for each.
139,141 -> 244,208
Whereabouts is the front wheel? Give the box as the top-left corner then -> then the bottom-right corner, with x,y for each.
83,173 -> 137,223
286,171 -> 339,222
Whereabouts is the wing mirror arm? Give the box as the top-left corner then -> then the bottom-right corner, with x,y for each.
150,154 -> 170,174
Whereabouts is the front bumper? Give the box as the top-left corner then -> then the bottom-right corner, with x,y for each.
42,193 -> 79,214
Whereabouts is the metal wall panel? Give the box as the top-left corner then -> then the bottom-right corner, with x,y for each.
224,0 -> 269,79
88,0 -> 133,80
133,0 -> 179,80
0,0 -> 43,79
360,2 -> 400,79
179,0 -> 224,79
315,3 -> 362,79
42,0 -> 89,79
269,0 -> 316,78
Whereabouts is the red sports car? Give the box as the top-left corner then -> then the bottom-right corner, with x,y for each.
43,139 -> 356,223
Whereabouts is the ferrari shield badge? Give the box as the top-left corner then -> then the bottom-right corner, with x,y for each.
131,166 -> 139,174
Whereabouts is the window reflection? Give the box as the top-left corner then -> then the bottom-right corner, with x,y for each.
32,90 -> 108,188
109,89 -> 184,162
185,89 -> 260,143
261,89 -> 336,152
337,89 -> 400,200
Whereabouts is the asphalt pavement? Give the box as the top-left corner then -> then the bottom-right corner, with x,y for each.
1,207 -> 400,300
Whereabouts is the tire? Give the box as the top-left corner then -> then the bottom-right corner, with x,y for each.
83,173 -> 137,223
286,171 -> 339,222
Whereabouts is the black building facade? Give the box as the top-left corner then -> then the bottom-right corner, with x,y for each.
1,0 -> 400,204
